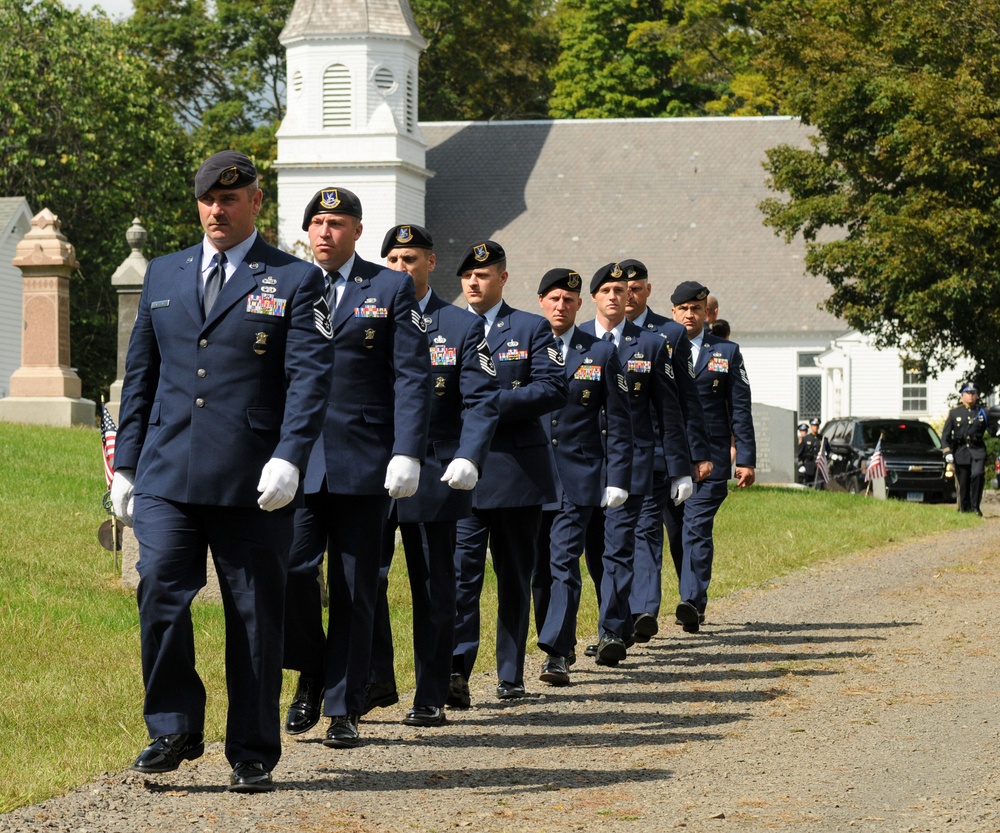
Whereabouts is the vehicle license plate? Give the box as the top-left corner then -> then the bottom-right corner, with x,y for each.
906,492 -> 924,502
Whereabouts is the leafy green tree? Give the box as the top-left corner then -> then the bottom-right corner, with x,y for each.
757,0 -> 1000,388
412,0 -> 558,120
0,0 -> 194,404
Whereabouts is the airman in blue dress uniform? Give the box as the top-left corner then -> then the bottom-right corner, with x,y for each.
367,225 -> 500,726
112,151 -> 334,792
668,281 -> 756,632
449,241 -> 568,705
578,263 -> 692,665
531,268 -> 633,686
281,188 -> 432,749
621,259 -> 712,642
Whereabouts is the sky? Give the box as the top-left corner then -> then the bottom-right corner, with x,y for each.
65,0 -> 134,19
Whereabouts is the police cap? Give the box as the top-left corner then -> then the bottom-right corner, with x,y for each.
538,268 -> 583,296
809,417 -> 821,426
670,280 -> 711,306
619,258 -> 648,281
301,187 -> 363,230
456,241 -> 506,275
797,422 -> 808,431
381,224 -> 434,257
961,382 -> 979,394
194,151 -> 258,198
590,262 -> 628,294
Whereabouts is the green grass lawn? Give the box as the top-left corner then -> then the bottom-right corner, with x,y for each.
0,422 -> 978,812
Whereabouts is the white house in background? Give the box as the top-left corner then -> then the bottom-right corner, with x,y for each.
0,197 -> 33,398
272,0 -> 971,427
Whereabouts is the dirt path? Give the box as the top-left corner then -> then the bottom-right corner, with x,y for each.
5,514 -> 1000,833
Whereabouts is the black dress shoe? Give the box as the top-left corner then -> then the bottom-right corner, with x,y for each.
566,648 -> 577,667
584,643 -> 598,657
633,612 -> 659,642
323,714 -> 360,748
596,631 -> 626,666
446,672 -> 471,709
131,733 -> 204,773
229,760 -> 275,793
675,600 -> 701,633
539,655 -> 570,686
362,680 -> 399,715
496,680 -> 526,699
403,705 -> 447,727
284,674 -> 322,735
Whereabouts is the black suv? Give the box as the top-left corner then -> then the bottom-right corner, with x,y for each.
819,417 -> 956,503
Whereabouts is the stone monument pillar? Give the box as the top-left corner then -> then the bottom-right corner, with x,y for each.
0,208 -> 95,426
106,218 -> 148,423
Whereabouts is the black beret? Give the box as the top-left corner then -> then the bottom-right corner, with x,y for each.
537,268 -> 583,296
589,262 -> 627,294
194,151 -> 257,198
618,258 -> 648,281
670,280 -> 710,305
380,224 -> 434,257
301,187 -> 363,230
456,240 -> 506,275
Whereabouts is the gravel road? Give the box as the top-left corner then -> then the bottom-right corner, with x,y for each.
4,509 -> 999,833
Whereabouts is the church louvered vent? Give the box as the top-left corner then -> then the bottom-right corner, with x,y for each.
323,64 -> 351,128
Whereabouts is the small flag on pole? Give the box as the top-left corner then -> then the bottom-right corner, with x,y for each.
101,401 -> 117,489
865,435 -> 886,482
815,438 -> 830,484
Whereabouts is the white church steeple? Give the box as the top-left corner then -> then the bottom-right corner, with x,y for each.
275,0 -> 430,261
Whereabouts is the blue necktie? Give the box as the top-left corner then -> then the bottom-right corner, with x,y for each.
203,252 -> 226,315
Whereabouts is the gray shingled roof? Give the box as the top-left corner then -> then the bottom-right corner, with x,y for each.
0,197 -> 30,235
281,0 -> 423,42
422,116 -> 842,336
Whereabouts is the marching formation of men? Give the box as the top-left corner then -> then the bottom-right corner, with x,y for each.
111,151 -> 756,793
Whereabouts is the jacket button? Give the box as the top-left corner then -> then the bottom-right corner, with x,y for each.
551,418 -> 558,427
195,398 -> 205,407
551,438 -> 559,447
197,369 -> 207,378
199,338 -> 208,347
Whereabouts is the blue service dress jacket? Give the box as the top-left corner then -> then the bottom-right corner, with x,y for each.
115,237 -> 334,501
694,334 -> 756,478
472,301 -> 568,510
544,328 -> 633,508
302,254 -> 432,496
395,290 -> 500,523
636,307 -> 711,464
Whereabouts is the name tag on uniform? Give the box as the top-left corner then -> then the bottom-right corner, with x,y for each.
498,349 -> 529,362
246,294 -> 287,316
430,346 -> 457,366
574,365 -> 602,381
151,300 -> 170,309
707,356 -> 730,373
627,359 -> 651,374
354,305 -> 388,318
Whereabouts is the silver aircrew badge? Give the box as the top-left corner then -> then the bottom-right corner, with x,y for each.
263,277 -> 277,285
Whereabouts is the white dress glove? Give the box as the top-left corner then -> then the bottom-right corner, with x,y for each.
257,458 -> 300,511
111,468 -> 135,527
670,475 -> 694,505
945,452 -> 954,463
384,454 -> 421,499
441,457 -> 479,490
601,486 -> 629,508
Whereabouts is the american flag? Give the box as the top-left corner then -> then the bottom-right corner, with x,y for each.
100,402 -> 117,489
815,438 -> 830,484
865,436 -> 886,482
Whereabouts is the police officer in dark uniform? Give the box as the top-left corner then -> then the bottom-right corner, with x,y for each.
797,418 -> 822,486
449,241 -> 568,705
282,188 -> 431,749
367,224 -> 499,726
941,383 -> 993,515
531,268 -> 633,686
112,151 -> 334,792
